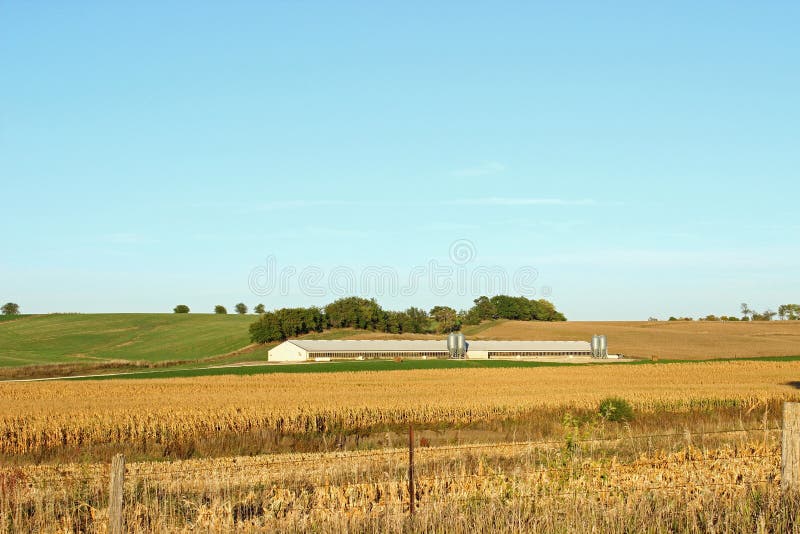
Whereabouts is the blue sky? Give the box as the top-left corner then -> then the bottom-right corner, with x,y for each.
1,2 -> 798,319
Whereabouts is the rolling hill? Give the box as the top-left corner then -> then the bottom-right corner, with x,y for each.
0,313 -> 255,368
2,315 -> 799,380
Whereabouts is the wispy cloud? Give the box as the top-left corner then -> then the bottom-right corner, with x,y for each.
450,161 -> 506,177
445,197 -> 596,207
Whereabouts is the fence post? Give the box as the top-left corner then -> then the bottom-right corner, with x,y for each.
782,402 -> 800,490
408,424 -> 415,517
108,453 -> 125,534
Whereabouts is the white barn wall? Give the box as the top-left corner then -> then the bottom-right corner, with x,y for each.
268,341 -> 308,362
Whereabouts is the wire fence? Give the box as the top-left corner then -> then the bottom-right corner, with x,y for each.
15,425 -> 781,485
2,420 -> 792,533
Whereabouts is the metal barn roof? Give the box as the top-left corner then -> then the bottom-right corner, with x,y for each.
285,339 -> 590,352
468,340 -> 591,351
288,339 -> 447,352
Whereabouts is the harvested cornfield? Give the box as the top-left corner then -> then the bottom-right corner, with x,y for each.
0,360 -> 798,460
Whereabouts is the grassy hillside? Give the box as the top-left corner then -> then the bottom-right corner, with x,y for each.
0,314 -> 255,367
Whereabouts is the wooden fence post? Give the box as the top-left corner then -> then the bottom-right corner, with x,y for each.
782,402 -> 800,490
108,453 -> 125,534
408,424 -> 415,517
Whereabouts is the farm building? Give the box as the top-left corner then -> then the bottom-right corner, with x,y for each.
267,338 -> 597,362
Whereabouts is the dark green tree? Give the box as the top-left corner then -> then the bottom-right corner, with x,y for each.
249,312 -> 284,343
472,296 -> 497,321
254,303 -> 266,314
430,305 -> 460,333
173,304 -> 190,314
1,302 -> 20,315
324,297 -> 383,330
214,305 -> 227,314
235,302 -> 248,315
403,307 -> 431,333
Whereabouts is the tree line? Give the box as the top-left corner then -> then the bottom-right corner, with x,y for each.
663,303 -> 800,322
173,303 -> 260,315
249,295 -> 567,344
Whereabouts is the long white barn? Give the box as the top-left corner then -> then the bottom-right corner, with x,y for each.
268,339 -> 593,362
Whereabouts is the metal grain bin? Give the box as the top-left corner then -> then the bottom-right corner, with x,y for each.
590,335 -> 600,358
456,333 -> 467,359
598,335 -> 608,358
447,332 -> 457,358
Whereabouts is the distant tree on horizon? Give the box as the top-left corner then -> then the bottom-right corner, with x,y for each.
740,303 -> 752,321
1,302 -> 20,315
173,304 -> 190,314
778,304 -> 800,320
214,305 -> 227,315
235,303 -> 248,315
254,303 -> 266,314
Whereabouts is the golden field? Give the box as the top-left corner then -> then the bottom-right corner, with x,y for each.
1,360 -> 799,460
355,320 -> 800,360
4,358 -> 800,531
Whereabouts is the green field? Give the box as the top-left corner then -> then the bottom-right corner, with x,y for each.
0,313 -> 256,367
79,358 -> 574,380
75,354 -> 800,381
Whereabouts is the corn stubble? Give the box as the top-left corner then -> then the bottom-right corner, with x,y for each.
1,361 -> 799,457
0,441 -> 794,532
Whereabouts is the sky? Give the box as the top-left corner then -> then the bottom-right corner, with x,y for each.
1,2 -> 798,320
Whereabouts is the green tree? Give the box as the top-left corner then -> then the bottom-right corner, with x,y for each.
254,303 -> 266,314
1,302 -> 20,315
324,297 -> 383,330
249,312 -> 284,343
384,311 -> 407,334
235,302 -> 248,315
471,296 -> 497,321
173,304 -> 190,314
740,302 -> 751,321
214,305 -> 227,314
403,307 -> 431,333
430,305 -> 460,333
